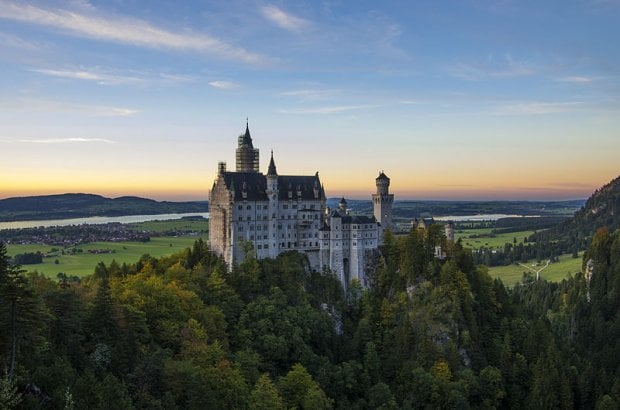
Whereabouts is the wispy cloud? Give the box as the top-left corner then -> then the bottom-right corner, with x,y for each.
279,104 -> 377,114
557,76 -> 595,83
30,68 -> 143,85
449,54 -> 535,81
14,137 -> 115,144
261,5 -> 310,32
280,88 -> 338,101
497,101 -> 583,115
30,67 -> 195,86
0,1 -> 266,64
208,80 -> 239,90
0,31 -> 41,50
0,97 -> 139,117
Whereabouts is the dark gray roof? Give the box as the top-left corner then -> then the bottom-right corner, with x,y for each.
240,123 -> 253,147
267,152 -> 277,176
342,215 -> 376,224
376,171 -> 389,181
221,172 -> 325,201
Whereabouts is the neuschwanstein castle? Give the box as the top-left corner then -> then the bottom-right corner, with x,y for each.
208,124 -> 393,289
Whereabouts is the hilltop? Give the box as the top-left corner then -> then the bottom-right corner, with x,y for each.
0,193 -> 209,222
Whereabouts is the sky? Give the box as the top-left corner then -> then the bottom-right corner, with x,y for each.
0,0 -> 618,201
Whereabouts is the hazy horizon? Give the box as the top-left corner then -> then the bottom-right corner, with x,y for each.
0,189 -> 592,203
1,1 -> 618,201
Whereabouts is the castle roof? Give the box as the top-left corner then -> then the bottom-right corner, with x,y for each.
220,172 -> 324,201
342,215 -> 376,224
240,122 -> 253,147
267,151 -> 277,176
376,171 -> 389,181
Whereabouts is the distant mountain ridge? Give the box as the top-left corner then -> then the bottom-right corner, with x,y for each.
0,193 -> 209,222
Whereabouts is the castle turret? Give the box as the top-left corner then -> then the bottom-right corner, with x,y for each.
444,220 -> 455,242
266,151 -> 279,258
372,171 -> 394,231
339,197 -> 347,214
236,121 -> 260,172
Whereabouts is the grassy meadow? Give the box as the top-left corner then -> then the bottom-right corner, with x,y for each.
488,252 -> 584,286
456,228 -> 536,250
6,236 -> 204,278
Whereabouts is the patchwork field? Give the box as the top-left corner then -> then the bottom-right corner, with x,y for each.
6,236 -> 205,277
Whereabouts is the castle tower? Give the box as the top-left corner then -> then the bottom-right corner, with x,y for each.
339,197 -> 347,215
236,121 -> 259,172
444,220 -> 455,242
266,151 -> 279,258
372,171 -> 394,231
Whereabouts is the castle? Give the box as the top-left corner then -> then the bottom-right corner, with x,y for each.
208,123 -> 393,289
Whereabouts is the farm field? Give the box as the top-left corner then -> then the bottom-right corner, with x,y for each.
456,229 -> 536,250
488,252 -> 584,286
6,236 -> 204,278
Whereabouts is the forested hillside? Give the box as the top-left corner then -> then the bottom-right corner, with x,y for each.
0,194 -> 208,222
1,221 -> 619,408
530,175 -> 620,253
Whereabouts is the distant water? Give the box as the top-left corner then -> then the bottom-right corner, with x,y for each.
0,212 -> 210,230
433,214 -> 540,222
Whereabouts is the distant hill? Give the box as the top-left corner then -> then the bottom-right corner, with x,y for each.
0,193 -> 209,222
531,175 -> 620,248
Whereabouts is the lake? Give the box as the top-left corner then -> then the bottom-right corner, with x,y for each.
0,212 -> 210,230
433,214 -> 540,222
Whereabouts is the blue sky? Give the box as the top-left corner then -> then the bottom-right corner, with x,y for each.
0,0 -> 618,200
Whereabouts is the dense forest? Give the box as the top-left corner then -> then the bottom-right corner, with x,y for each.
1,220 -> 619,408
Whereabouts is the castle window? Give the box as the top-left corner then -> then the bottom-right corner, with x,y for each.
257,225 -> 261,231
238,205 -> 242,210
292,204 -> 297,209
263,205 -> 268,210
265,244 -> 269,248
238,226 -> 243,231
353,241 -> 356,246
324,241 -> 328,246
250,235 -> 254,240
257,245 -> 262,249
310,204 -> 315,209
283,204 -> 288,209
247,216 -> 251,220
247,205 -> 251,210
238,216 -> 242,221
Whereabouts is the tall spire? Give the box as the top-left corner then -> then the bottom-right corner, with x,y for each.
241,119 -> 253,147
267,150 -> 277,176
